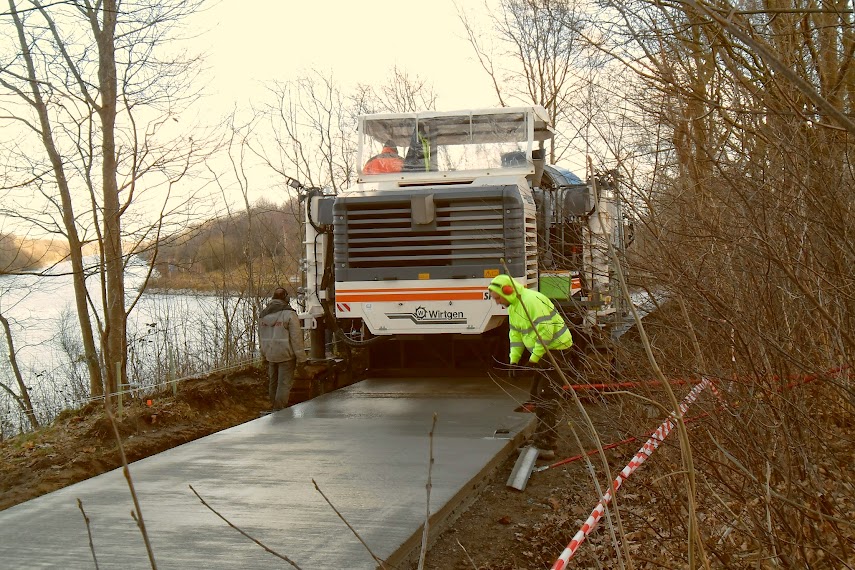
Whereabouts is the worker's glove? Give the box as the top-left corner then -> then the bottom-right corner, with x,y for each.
530,359 -> 549,370
507,363 -> 520,378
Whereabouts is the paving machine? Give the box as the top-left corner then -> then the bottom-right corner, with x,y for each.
298,106 -> 629,375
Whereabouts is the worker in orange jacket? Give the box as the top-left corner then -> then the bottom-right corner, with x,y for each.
363,140 -> 403,174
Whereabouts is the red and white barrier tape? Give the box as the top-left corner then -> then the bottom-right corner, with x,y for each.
535,410 -> 713,473
709,381 -> 725,403
550,377 -> 712,569
559,366 -> 848,394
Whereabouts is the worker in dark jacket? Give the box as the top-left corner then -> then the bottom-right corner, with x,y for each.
258,288 -> 307,410
363,140 -> 404,174
488,274 -> 574,460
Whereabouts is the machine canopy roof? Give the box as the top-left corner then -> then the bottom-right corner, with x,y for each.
361,106 -> 554,147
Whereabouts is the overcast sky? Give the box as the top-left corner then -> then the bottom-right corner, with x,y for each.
1,1 -> 512,236
195,0 -> 501,115
168,0 -> 510,208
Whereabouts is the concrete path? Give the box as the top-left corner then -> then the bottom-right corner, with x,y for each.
0,376 -> 532,569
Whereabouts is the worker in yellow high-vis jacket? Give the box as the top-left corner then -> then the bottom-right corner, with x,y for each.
488,274 -> 574,460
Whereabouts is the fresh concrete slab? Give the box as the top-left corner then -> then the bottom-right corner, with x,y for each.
0,376 -> 533,569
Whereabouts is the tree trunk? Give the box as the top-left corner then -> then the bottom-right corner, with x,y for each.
8,0 -> 104,397
95,0 -> 126,397
0,312 -> 39,429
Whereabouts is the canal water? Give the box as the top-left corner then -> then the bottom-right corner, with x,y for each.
0,256 -> 257,429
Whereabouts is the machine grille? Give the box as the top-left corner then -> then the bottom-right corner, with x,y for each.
525,214 -> 538,281
333,186 -> 526,281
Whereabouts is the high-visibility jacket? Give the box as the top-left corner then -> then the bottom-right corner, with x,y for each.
363,146 -> 404,174
488,274 -> 573,364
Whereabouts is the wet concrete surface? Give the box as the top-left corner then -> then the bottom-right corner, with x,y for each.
0,376 -> 532,569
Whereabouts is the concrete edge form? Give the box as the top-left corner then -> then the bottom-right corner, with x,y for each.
507,445 -> 540,491
385,422 -> 536,568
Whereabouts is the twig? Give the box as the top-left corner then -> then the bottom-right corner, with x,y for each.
765,461 -> 780,568
707,432 -> 855,528
683,0 -> 855,137
105,405 -> 157,569
312,478 -> 389,568
455,538 -> 478,569
76,498 -> 100,570
676,295 -> 712,569
418,412 -> 438,570
188,484 -> 303,569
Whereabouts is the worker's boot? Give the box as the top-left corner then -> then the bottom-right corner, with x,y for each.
516,441 -> 556,460
532,435 -> 557,460
536,448 -> 556,460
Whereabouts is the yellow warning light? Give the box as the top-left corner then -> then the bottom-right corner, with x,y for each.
418,273 -> 430,280
484,269 -> 499,278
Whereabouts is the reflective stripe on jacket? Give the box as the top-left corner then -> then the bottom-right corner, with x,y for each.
488,274 -> 573,364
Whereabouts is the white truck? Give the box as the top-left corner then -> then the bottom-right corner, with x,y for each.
300,106 -> 628,372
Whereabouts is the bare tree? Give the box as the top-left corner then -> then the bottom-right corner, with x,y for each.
352,65 -> 438,115
256,67 -> 439,194
459,0 -> 593,163
0,309 -> 38,430
576,0 -> 855,565
0,236 -> 43,429
256,71 -> 359,193
0,0 -> 213,397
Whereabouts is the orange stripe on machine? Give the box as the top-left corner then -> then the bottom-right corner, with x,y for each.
337,286 -> 486,293
336,291 -> 485,302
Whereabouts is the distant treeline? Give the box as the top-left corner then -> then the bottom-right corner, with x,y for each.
0,234 -> 70,273
139,198 -> 304,293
